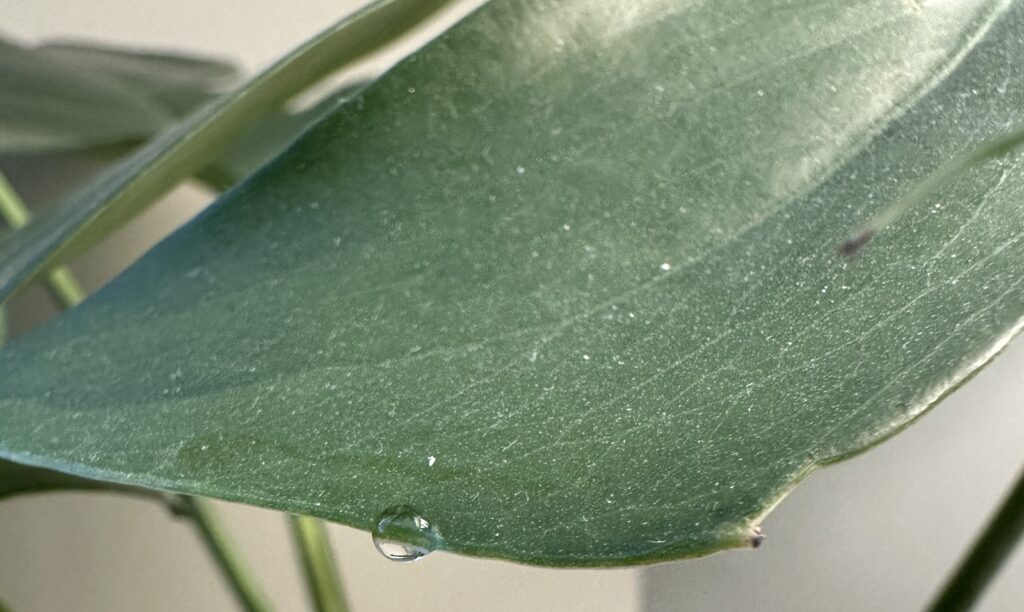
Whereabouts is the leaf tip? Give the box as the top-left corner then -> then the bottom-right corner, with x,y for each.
748,525 -> 765,549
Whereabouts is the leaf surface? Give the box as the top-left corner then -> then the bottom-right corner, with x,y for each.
2,0 -> 1024,565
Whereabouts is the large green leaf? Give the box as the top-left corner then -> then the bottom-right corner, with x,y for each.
2,0 -> 1024,566
0,35 -> 235,155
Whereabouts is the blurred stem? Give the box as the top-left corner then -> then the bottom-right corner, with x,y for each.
0,172 -> 85,308
928,465 -> 1024,612
289,515 -> 349,612
180,496 -> 273,612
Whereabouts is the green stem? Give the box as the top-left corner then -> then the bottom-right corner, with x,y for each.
928,466 -> 1024,612
0,174 -> 31,228
180,496 -> 274,612
43,266 -> 86,309
0,172 -> 85,308
289,515 -> 349,612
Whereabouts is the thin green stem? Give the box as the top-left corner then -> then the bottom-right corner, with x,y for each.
42,266 -> 86,309
928,465 -> 1024,612
0,172 -> 85,308
0,174 -> 32,228
179,496 -> 274,612
289,515 -> 349,612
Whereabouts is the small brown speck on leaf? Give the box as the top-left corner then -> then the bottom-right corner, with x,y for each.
840,229 -> 875,257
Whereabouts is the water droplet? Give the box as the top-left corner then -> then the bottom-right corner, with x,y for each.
373,505 -> 444,562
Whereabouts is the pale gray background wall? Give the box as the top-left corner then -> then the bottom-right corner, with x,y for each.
2,1 -> 1023,611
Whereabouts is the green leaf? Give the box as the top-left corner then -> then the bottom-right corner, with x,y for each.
2,0 -> 1024,566
0,34 -> 235,155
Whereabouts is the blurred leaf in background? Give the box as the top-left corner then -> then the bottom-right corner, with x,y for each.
0,34 -> 237,156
